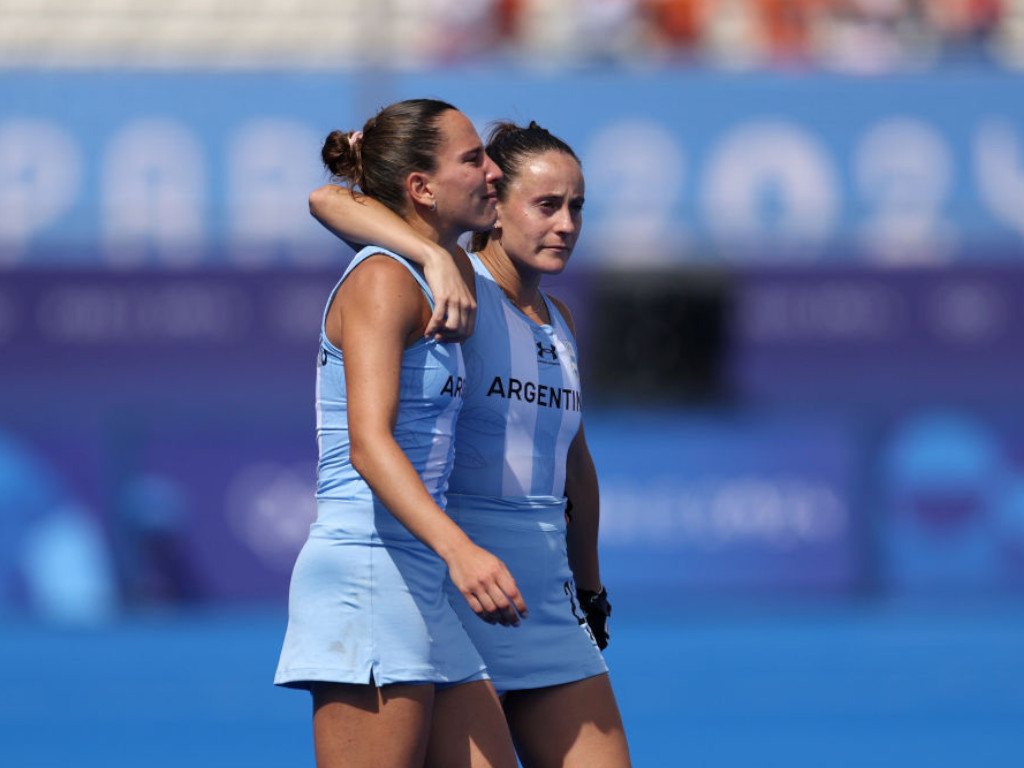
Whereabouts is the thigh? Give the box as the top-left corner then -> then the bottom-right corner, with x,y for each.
312,681 -> 433,768
503,674 -> 631,768
425,680 -> 518,768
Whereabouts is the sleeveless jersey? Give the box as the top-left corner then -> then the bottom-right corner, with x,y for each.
315,246 -> 465,514
275,246 -> 483,690
448,252 -> 582,499
441,254 -> 606,691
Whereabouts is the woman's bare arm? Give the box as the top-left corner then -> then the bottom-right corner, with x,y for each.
311,185 -> 476,341
332,255 -> 525,625
564,424 -> 602,593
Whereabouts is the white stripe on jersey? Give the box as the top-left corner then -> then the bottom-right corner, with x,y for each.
315,356 -> 324,459
548,323 -> 577,496
426,391 -> 460,495
501,299 -> 540,497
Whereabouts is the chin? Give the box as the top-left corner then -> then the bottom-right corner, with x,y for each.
466,215 -> 497,233
539,257 -> 570,274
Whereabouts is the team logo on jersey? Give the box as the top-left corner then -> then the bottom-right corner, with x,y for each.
536,341 -> 558,361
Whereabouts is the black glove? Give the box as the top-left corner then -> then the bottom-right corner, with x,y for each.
576,587 -> 611,650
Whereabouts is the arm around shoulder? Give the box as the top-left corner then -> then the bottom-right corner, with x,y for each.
310,184 -> 476,341
330,257 -> 524,626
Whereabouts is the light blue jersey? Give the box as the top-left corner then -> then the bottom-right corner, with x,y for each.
450,252 -> 582,499
315,247 -> 464,515
444,253 -> 606,692
276,247 -> 485,690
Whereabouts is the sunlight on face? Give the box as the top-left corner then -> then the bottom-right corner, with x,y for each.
428,110 -> 502,234
496,150 -> 585,277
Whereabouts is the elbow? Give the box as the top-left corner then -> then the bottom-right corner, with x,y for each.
308,186 -> 332,221
349,426 -> 389,483
349,437 -> 372,479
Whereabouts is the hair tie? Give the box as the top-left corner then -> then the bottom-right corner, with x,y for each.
349,130 -> 363,148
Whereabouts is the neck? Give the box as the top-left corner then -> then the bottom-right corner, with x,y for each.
406,213 -> 461,255
478,241 -> 546,320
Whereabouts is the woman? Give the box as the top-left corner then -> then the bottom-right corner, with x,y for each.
275,99 -> 526,768
309,121 -> 632,768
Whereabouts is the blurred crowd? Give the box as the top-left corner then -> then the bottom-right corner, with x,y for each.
0,0 -> 1020,71
479,0 -> 1021,71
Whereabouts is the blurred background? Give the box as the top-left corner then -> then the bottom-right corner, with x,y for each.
2,1 -> 1024,766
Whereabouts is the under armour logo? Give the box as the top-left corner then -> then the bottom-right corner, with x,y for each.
536,342 -> 558,361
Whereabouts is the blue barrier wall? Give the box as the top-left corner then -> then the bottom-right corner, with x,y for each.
2,69 -> 1024,621
2,69 -> 1024,267
3,265 -> 1024,621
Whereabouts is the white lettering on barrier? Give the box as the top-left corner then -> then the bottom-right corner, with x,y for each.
101,118 -> 206,267
224,462 -> 317,570
0,119 -> 82,265
975,119 -> 1024,242
227,119 -> 334,267
701,120 -> 838,258
37,284 -> 249,342
856,118 -> 955,264
584,118 -> 687,265
740,280 -> 905,342
600,474 -> 848,550
927,281 -> 1005,344
5,109 -> 1023,267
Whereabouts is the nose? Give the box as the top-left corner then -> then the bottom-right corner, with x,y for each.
485,155 -> 502,184
554,205 -> 578,235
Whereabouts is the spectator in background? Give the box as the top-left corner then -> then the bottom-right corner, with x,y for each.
817,0 -> 924,72
993,0 -> 1024,66
638,0 -> 1011,68
699,0 -> 767,65
0,0 -> 1015,71
495,0 -> 526,45
578,0 -> 644,60
429,0 -> 507,62
926,0 -> 1005,59
755,0 -> 828,64
640,0 -> 708,60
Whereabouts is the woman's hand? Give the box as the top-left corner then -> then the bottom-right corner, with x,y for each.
421,245 -> 476,342
444,540 -> 528,626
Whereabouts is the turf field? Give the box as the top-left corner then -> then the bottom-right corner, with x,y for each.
1,596 -> 1021,767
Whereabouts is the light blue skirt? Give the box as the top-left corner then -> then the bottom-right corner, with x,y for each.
275,498 -> 487,689
444,493 -> 608,693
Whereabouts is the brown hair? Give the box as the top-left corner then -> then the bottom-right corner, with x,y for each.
321,98 -> 458,214
470,121 -> 580,253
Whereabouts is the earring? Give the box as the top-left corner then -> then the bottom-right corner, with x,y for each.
430,200 -> 437,211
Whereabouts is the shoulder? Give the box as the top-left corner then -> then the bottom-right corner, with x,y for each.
337,252 -> 427,325
546,294 -> 577,336
346,251 -> 419,289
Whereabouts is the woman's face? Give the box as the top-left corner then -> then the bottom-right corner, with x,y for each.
428,110 -> 502,233
495,150 -> 584,277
